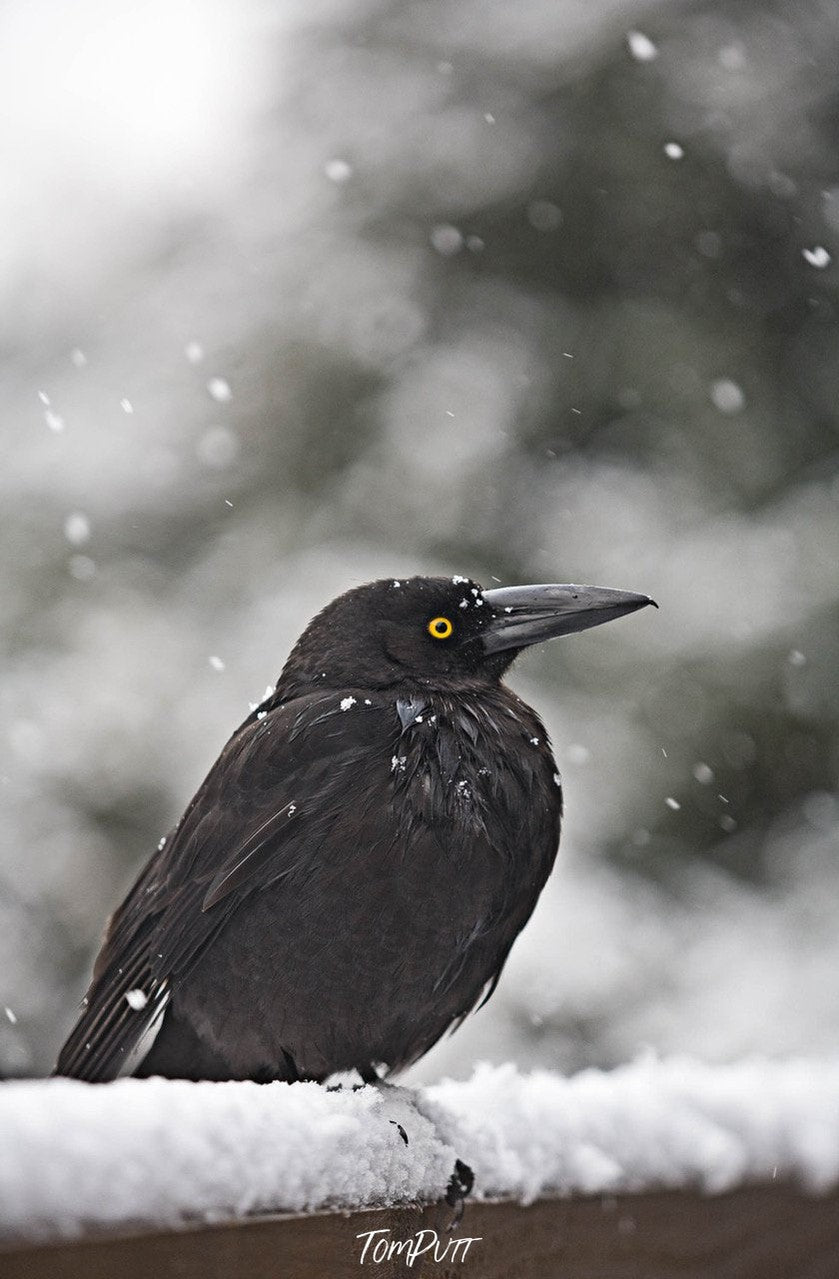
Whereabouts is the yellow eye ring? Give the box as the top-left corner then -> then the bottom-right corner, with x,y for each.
428,616 -> 454,640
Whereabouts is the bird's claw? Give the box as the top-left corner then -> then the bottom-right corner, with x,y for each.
445,1157 -> 474,1227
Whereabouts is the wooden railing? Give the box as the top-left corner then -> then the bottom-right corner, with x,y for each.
3,1183 -> 838,1278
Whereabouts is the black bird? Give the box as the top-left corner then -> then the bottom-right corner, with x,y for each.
55,575 -> 654,1084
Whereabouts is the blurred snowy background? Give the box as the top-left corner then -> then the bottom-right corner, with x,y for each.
1,0 -> 838,1081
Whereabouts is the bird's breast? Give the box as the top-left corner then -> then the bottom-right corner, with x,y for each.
386,690 -> 560,842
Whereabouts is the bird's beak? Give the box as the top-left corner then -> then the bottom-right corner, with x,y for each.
480,582 -> 657,654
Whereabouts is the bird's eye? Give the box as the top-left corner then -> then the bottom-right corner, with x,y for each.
427,616 -> 454,640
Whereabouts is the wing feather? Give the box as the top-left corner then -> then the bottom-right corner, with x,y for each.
55,692 -> 386,1081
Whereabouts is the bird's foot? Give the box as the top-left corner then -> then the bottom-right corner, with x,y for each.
445,1157 -> 474,1228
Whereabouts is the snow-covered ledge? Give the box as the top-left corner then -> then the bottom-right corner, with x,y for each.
2,1057 -> 839,1242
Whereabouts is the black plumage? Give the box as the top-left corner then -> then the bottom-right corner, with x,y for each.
55,574 -> 653,1083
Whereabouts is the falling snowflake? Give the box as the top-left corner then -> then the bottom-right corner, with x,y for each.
710,379 -> 745,414
627,30 -> 658,61
802,246 -> 831,269
430,225 -> 463,256
324,158 -> 352,182
207,377 -> 232,403
64,513 -> 91,546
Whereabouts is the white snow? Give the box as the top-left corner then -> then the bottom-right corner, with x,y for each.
206,377 -> 232,403
1,1058 -> 839,1241
626,31 -> 658,62
802,245 -> 831,269
430,225 -> 464,256
324,158 -> 352,183
664,142 -> 684,160
124,989 -> 148,1011
710,379 -> 746,414
340,696 -> 356,711
63,512 -> 91,546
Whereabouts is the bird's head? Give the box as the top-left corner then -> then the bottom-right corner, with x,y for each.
278,575 -> 656,694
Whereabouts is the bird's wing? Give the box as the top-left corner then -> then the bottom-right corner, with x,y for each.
54,690 -> 394,1081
